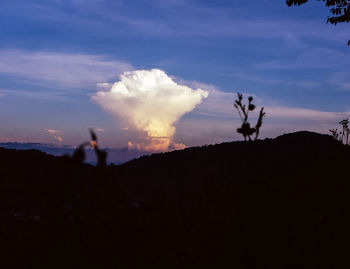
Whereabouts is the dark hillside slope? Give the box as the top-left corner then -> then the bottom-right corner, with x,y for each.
114,131 -> 350,268
0,148 -> 95,269
1,131 -> 350,269
0,148 -> 94,210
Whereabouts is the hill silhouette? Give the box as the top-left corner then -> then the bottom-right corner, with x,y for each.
1,131 -> 350,269
0,142 -> 149,164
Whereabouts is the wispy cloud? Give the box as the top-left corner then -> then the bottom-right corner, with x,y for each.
168,78 -> 345,125
222,72 -> 282,85
221,71 -> 320,90
328,72 -> 350,91
196,88 -> 350,121
44,129 -> 61,135
0,50 -> 132,89
257,48 -> 350,70
175,91 -> 350,145
11,0 -> 347,44
43,128 -> 64,142
0,89 -> 66,100
182,87 -> 350,141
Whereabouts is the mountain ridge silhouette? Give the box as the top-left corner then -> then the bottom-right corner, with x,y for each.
0,131 -> 349,269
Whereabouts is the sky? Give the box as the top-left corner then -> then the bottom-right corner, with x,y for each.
0,0 -> 350,155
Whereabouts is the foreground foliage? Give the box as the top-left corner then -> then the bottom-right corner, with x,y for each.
286,0 -> 350,44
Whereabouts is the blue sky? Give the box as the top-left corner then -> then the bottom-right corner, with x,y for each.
0,0 -> 349,152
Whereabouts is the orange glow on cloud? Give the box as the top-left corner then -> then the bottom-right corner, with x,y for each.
43,128 -> 63,142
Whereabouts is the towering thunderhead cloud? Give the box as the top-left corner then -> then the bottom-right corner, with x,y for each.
92,69 -> 209,151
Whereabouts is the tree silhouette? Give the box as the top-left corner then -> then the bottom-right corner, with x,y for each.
234,93 -> 265,141
286,0 -> 350,45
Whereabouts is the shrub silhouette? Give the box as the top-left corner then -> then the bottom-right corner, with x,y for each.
329,128 -> 341,141
234,93 -> 265,141
339,118 -> 349,144
329,118 -> 349,145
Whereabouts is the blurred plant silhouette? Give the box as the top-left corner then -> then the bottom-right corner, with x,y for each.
89,128 -> 107,167
234,93 -> 265,141
72,142 -> 90,165
330,118 -> 349,145
71,128 -> 108,166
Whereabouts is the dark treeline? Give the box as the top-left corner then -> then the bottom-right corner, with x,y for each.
1,131 -> 350,268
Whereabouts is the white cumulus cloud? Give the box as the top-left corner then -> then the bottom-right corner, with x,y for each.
92,69 -> 209,151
